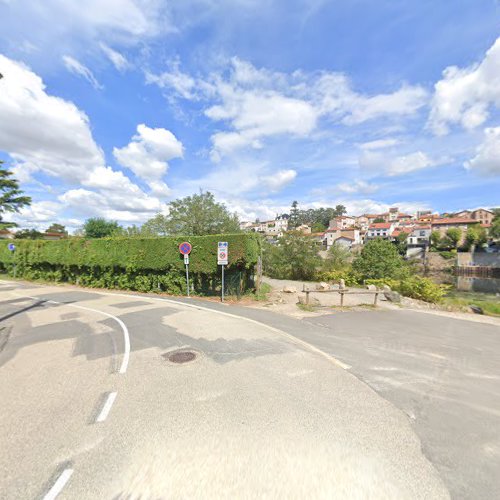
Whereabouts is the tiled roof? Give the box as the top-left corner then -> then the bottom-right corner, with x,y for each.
431,218 -> 477,225
369,223 -> 392,229
335,236 -> 355,241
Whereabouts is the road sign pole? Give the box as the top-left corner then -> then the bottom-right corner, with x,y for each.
221,264 -> 224,302
185,263 -> 190,297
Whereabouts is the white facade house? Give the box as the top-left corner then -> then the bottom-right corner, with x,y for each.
366,223 -> 395,239
329,216 -> 356,230
323,229 -> 361,249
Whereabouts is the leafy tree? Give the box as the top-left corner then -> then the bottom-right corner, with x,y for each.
46,223 -> 67,234
322,243 -> 350,272
491,210 -> 500,240
335,204 -> 347,217
141,214 -> 169,236
352,239 -> 407,280
263,232 -> 321,280
394,231 -> 409,256
430,230 -> 441,249
465,225 -> 487,249
445,228 -> 461,249
311,221 -> 326,233
83,218 -> 121,238
288,200 -> 300,229
148,191 -> 240,236
0,160 -> 31,226
373,217 -> 385,223
14,228 -> 43,239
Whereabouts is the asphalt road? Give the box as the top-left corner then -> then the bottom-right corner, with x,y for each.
0,280 -> 493,499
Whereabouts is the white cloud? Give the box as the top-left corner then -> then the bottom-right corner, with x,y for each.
113,123 -> 184,182
337,180 -> 378,194
62,55 -> 103,90
359,150 -> 441,177
359,138 -> 400,150
465,127 -> 500,175
99,43 -> 129,71
260,169 -> 297,192
147,57 -> 428,161
0,54 -> 104,182
429,37 -> 500,135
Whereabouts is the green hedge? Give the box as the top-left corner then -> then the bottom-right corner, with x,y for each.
0,234 -> 261,295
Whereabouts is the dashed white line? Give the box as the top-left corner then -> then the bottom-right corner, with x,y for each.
96,392 -> 117,423
43,468 -> 73,500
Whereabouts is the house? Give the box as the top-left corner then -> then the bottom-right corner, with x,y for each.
274,214 -> 289,231
470,208 -> 494,226
43,232 -> 66,240
296,224 -> 312,234
334,236 -> 355,249
239,221 -> 254,231
354,215 -> 370,230
430,217 -> 479,239
0,229 -> 15,239
328,216 -> 356,230
366,222 -> 395,240
406,226 -> 432,258
323,229 -> 361,249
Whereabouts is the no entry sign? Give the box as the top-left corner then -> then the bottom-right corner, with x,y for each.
179,242 -> 192,255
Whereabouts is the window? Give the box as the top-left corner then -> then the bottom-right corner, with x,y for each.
419,231 -> 425,236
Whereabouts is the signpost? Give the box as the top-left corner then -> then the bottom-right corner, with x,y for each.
218,242 -> 228,302
8,243 -> 16,277
179,242 -> 192,297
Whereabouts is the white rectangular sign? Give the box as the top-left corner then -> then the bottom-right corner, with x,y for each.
218,241 -> 228,265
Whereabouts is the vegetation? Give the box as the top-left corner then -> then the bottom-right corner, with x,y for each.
291,203 -> 347,228
0,234 -> 260,295
0,160 -> 31,227
46,223 -> 67,234
366,276 -> 449,303
321,243 -> 351,272
445,228 -> 461,249
263,232 -> 321,280
352,239 -> 407,280
143,191 -> 240,236
490,209 -> 500,240
464,225 -> 487,250
83,218 -> 121,238
443,291 -> 500,317
430,230 -> 441,249
14,229 -> 43,239
394,231 -> 409,256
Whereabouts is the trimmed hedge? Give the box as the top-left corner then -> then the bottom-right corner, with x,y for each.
0,234 -> 261,295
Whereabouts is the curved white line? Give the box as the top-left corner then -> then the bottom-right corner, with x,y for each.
3,288 -> 130,375
43,468 -> 73,500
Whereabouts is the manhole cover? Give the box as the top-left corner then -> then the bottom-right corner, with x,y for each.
163,351 -> 197,364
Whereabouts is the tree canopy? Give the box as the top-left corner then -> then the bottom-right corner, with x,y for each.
83,218 -> 121,238
352,239 -> 407,280
46,223 -> 67,234
143,191 -> 240,236
0,160 -> 31,226
288,202 -> 348,229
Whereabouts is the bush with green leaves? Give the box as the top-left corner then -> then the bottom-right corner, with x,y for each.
352,239 -> 408,280
317,268 -> 361,287
0,234 -> 260,295
262,232 -> 322,280
366,276 -> 449,303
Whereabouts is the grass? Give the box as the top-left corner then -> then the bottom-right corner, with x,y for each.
244,282 -> 273,302
443,290 -> 500,317
296,303 -> 317,312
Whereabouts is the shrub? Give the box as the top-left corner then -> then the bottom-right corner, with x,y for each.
0,234 -> 260,295
366,276 -> 449,303
352,239 -> 408,280
317,268 -> 361,287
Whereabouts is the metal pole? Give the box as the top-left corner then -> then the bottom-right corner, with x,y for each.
221,265 -> 225,302
185,263 -> 190,297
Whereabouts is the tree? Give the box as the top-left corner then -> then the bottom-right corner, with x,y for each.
465,225 -> 487,250
141,214 -> 169,236
334,204 -> 347,217
311,221 -> 326,233
288,201 -> 300,229
491,209 -> 500,240
0,160 -> 31,226
430,231 -> 441,249
149,191 -> 240,236
83,218 -> 121,238
373,217 -> 385,223
46,223 -> 67,234
352,239 -> 407,280
445,228 -> 461,249
263,232 -> 321,280
394,232 -> 409,256
322,243 -> 350,272
14,228 -> 43,239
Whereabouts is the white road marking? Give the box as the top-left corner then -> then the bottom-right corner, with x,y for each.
43,468 -> 73,500
96,392 -> 117,423
1,289 -> 131,375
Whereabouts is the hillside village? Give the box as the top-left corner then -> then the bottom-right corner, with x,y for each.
240,207 -> 497,258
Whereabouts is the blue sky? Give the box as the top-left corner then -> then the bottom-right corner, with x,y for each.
0,0 -> 499,230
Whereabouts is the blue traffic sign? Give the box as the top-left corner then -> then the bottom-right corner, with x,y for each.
179,242 -> 192,255
8,243 -> 16,252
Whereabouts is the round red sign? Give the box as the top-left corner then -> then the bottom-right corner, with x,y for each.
179,242 -> 192,255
